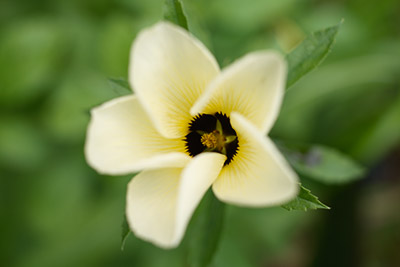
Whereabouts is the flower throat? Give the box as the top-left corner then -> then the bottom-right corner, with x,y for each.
184,113 -> 239,166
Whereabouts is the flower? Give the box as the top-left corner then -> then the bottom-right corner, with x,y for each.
85,21 -> 299,248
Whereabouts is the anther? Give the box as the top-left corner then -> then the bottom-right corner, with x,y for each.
201,132 -> 218,149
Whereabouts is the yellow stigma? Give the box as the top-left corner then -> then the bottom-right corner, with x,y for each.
201,132 -> 218,149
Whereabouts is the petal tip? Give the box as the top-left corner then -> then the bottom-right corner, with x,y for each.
213,112 -> 299,207
125,171 -> 183,249
129,20 -> 220,139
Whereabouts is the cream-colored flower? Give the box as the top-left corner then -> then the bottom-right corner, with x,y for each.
85,22 -> 298,248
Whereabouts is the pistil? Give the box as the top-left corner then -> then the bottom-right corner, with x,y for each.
201,131 -> 219,149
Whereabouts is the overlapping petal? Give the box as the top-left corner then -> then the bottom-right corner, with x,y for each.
126,152 -> 226,248
212,112 -> 298,206
130,22 -> 220,139
191,51 -> 287,134
85,95 -> 189,175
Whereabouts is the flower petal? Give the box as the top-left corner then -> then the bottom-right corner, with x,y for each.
126,152 -> 226,248
191,51 -> 287,134
212,112 -> 298,206
85,95 -> 189,175
130,22 -> 220,138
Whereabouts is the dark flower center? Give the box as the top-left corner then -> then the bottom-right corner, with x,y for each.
184,113 -> 239,166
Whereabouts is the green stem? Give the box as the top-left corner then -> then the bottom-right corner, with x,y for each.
188,190 -> 226,267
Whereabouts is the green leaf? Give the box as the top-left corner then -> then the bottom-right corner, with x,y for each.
278,142 -> 365,185
282,185 -> 330,211
188,190 -> 225,267
108,77 -> 132,96
121,215 -> 130,251
286,20 -> 342,89
163,0 -> 188,30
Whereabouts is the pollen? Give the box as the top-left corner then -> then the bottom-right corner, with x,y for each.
201,131 -> 218,149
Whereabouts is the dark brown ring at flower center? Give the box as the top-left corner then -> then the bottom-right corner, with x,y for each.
184,113 -> 239,166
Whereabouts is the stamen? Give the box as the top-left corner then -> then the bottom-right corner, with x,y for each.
201,132 -> 218,149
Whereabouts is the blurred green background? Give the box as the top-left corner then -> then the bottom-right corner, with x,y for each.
1,0 -> 400,266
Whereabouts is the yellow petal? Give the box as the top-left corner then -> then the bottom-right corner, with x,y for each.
85,95 -> 189,175
191,51 -> 287,134
126,152 -> 226,248
212,112 -> 298,206
130,22 -> 220,139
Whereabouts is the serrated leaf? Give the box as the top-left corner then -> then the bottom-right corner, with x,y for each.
108,77 -> 131,96
188,190 -> 225,267
278,142 -> 365,184
163,0 -> 188,30
286,20 -> 342,89
282,185 -> 329,211
121,215 -> 130,251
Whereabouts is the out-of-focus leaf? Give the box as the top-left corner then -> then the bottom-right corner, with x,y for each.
98,16 -> 135,76
351,93 -> 400,164
286,21 -> 342,89
163,0 -> 188,30
278,142 -> 365,184
282,185 -> 329,211
188,190 -> 225,267
0,19 -> 68,108
0,117 -> 49,170
108,77 -> 132,96
121,215 -> 131,251
41,73 -> 112,143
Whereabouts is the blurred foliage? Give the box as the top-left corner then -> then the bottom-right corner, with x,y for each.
1,0 -> 400,267
278,142 -> 365,184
